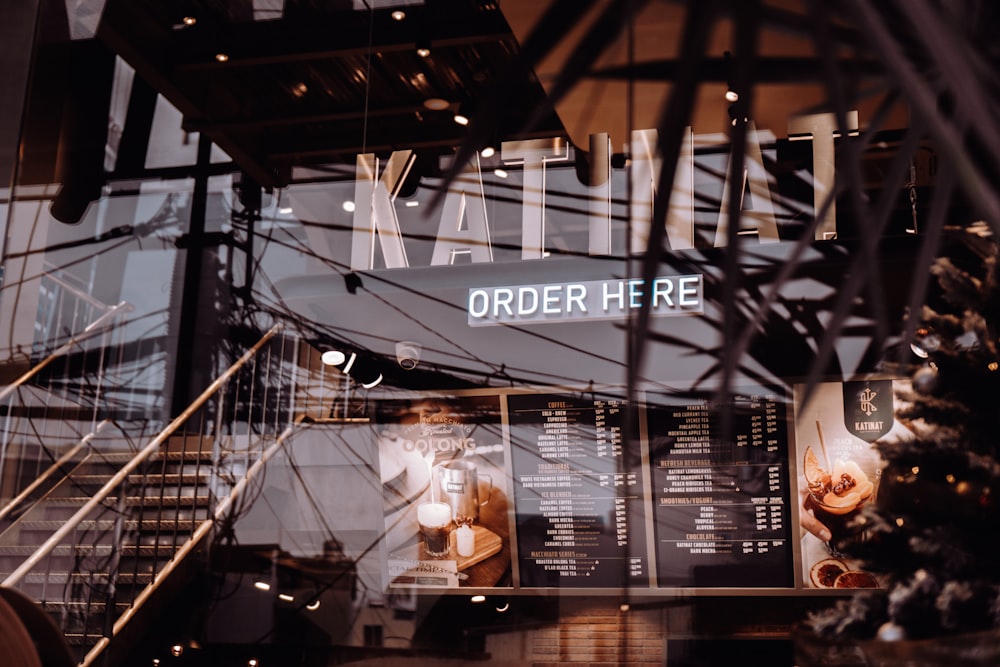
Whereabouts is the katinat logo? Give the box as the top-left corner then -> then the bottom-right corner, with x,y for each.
858,387 -> 878,416
843,380 -> 893,443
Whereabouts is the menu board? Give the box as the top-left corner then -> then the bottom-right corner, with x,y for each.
507,393 -> 651,588
372,387 -> 804,593
646,391 -> 794,587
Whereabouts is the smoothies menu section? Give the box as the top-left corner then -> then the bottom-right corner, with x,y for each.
507,393 -> 651,588
647,392 -> 794,587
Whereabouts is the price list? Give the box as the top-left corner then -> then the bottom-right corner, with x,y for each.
508,393 -> 650,588
648,392 -> 793,588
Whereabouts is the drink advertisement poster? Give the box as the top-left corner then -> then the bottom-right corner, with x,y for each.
794,379 -> 913,590
374,395 -> 512,590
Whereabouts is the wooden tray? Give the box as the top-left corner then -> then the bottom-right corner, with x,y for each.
397,525 -> 502,571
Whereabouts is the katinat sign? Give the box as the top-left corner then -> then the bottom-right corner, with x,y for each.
345,111 -> 861,273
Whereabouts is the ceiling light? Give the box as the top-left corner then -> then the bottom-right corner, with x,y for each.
248,660 -> 258,667
278,205 -> 293,214
361,374 -> 383,389
253,581 -> 271,591
423,98 -> 449,111
215,53 -> 229,63
171,645 -> 184,657
391,10 -> 406,20
306,600 -> 321,611
453,113 -> 469,126
321,350 -> 346,366
404,200 -> 419,207
480,146 -> 495,158
278,593 -> 294,602
725,90 -> 739,103
493,168 -> 508,178
471,595 -> 486,603
416,38 -> 431,58
342,352 -> 357,373
416,47 -> 430,58
343,200 -> 356,212
182,16 -> 197,26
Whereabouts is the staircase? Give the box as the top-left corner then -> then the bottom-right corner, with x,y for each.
0,322 -> 303,666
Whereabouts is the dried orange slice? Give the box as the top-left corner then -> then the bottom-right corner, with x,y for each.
803,446 -> 828,490
834,570 -> 879,588
809,557 -> 848,588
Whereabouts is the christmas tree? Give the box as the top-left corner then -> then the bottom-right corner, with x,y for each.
809,231 -> 1000,641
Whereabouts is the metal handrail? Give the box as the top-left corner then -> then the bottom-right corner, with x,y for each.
1,323 -> 281,589
81,419 -> 302,667
40,270 -> 117,313
0,300 -> 134,405
0,419 -> 112,524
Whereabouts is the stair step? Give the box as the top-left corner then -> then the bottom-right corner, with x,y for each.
19,518 -> 199,532
42,495 -> 212,508
0,544 -> 176,558
2,571 -> 156,585
67,472 -> 212,486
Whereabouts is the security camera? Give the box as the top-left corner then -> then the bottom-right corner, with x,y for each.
395,341 -> 422,370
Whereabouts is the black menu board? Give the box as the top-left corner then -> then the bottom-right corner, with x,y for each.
647,391 -> 794,588
508,393 -> 651,588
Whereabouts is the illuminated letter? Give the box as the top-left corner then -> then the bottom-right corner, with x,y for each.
587,133 -> 612,255
501,137 -> 571,260
350,150 -> 416,270
542,285 -> 562,314
678,276 -> 700,307
603,281 -> 625,311
630,127 -> 695,253
431,155 -> 493,265
469,290 -> 489,318
714,123 -> 780,247
518,287 -> 539,315
787,111 -> 857,240
652,278 -> 674,308
567,284 -> 588,314
494,288 -> 514,317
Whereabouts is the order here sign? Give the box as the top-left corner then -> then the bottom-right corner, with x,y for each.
467,275 -> 704,326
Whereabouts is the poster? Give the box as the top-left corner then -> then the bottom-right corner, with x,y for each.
794,379 -> 912,589
376,394 -> 512,589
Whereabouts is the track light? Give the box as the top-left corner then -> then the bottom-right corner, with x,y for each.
416,37 -> 431,58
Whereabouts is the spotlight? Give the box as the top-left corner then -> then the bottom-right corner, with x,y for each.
395,341 -> 422,370
493,168 -> 508,178
391,10 -> 405,20
215,52 -> 229,63
170,645 -> 184,657
361,373 -> 383,389
480,146 -> 495,158
471,595 -> 486,603
341,352 -> 357,373
416,37 -> 431,58
342,200 -> 356,212
321,350 -> 346,366
253,581 -> 271,591
453,112 -> 469,126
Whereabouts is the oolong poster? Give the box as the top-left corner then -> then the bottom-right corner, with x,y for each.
374,394 -> 511,590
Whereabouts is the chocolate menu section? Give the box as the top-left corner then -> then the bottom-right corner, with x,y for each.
507,393 -> 651,588
648,392 -> 794,588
